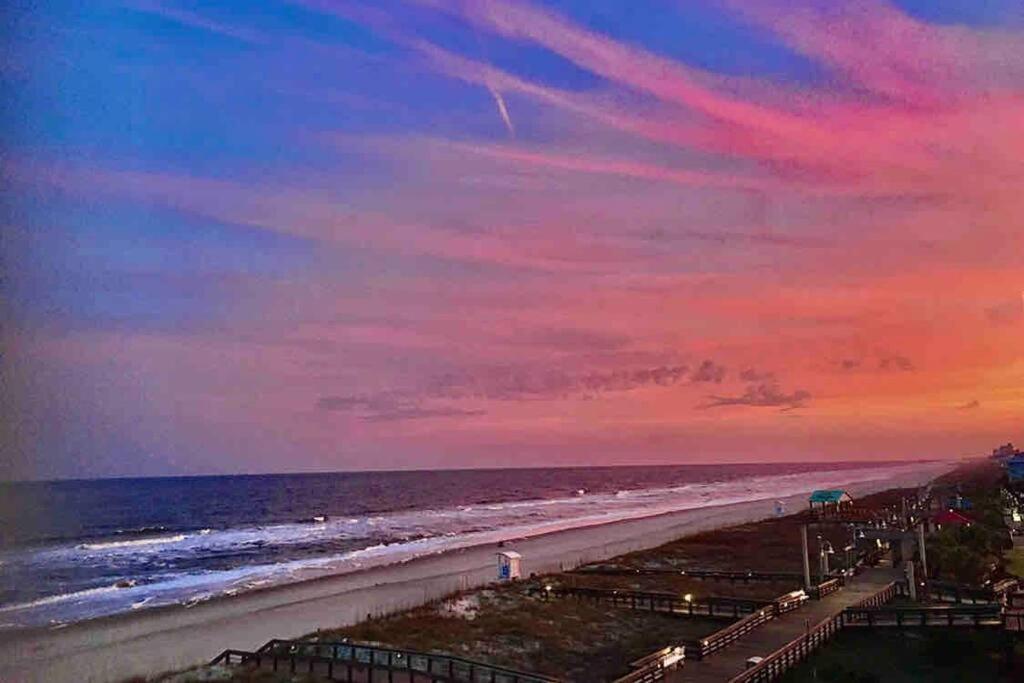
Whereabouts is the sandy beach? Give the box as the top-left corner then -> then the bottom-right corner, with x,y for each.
0,460 -> 955,683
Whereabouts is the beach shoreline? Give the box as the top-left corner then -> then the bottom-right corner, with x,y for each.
0,459 -> 958,682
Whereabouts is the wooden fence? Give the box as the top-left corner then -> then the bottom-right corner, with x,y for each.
532,585 -> 769,619
573,566 -> 803,584
843,604 -> 1003,628
211,638 -> 558,683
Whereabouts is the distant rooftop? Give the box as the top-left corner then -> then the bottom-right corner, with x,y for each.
809,489 -> 852,503
934,510 -> 972,526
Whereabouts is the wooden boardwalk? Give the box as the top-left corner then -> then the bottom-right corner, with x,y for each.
669,567 -> 902,682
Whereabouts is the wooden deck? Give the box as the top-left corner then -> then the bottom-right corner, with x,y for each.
669,567 -> 902,683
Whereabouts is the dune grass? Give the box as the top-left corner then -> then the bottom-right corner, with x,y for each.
313,583 -> 724,682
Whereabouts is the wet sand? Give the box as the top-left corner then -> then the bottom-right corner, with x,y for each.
0,460 -> 955,682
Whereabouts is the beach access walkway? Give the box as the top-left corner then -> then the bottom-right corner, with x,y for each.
669,566 -> 902,682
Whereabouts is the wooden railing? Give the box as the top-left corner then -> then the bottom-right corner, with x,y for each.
532,585 -> 769,619
843,604 -> 1003,628
850,581 -> 898,609
808,578 -> 843,600
684,589 -> 810,660
727,611 -> 844,683
726,582 -> 898,683
927,578 -> 1018,604
211,638 -> 559,683
574,566 -> 803,584
774,590 -> 809,614
610,645 -> 685,683
685,606 -> 775,660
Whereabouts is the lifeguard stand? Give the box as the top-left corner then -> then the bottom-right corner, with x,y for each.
497,550 -> 522,581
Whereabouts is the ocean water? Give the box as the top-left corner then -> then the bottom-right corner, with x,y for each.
0,462 -> 932,630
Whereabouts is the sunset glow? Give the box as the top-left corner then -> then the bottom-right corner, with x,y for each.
3,0 -> 1022,478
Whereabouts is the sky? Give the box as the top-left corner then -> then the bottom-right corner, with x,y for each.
2,0 -> 1023,480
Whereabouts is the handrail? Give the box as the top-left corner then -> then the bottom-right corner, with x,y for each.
684,589 -> 809,660
727,581 -> 898,683
686,607 -> 774,659
209,649 -> 255,666
849,604 -> 1001,614
533,585 -> 769,618
612,645 -> 684,683
843,603 -> 1003,628
727,612 -> 843,683
574,566 -> 803,583
212,637 -> 560,683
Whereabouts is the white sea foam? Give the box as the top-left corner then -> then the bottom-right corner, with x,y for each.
78,534 -> 188,551
0,583 -> 126,614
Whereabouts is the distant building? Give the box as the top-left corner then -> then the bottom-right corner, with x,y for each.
1006,453 -> 1024,483
809,489 -> 853,517
992,443 -> 1017,461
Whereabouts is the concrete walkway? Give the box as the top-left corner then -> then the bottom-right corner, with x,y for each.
670,567 -> 901,682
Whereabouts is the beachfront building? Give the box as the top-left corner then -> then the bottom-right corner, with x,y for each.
1006,452 -> 1024,484
808,489 -> 853,518
992,443 -> 1018,461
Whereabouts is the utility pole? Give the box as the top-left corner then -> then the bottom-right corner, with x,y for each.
801,524 -> 812,590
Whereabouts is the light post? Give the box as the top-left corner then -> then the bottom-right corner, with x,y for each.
817,535 -> 835,578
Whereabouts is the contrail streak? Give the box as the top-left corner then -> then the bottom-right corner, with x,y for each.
487,84 -> 514,136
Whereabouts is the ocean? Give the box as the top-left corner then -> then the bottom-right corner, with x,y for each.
0,461 -> 929,630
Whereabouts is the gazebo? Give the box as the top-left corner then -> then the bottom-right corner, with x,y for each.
808,489 -> 853,517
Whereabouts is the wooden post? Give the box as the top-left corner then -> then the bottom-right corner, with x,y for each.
801,525 -> 812,590
917,523 -> 928,580
818,536 -> 829,580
